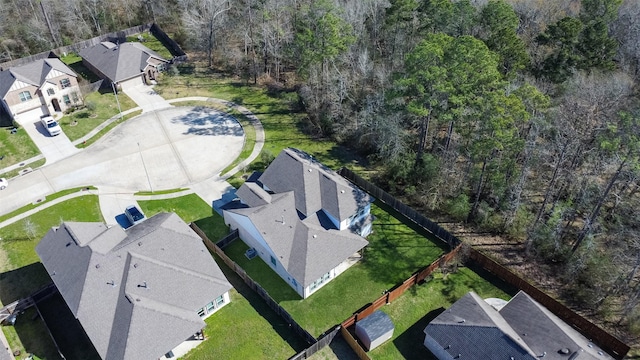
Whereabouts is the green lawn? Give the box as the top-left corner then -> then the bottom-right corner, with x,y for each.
0,125 -> 40,168
126,33 -> 173,60
1,158 -> 46,179
58,91 -> 138,142
183,251 -> 310,359
369,266 -> 516,359
222,203 -> 446,337
59,52 -> 101,83
137,193 -> 213,224
134,188 -> 188,196
0,195 -> 102,359
0,186 -> 96,224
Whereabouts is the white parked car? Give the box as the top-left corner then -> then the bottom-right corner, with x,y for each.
40,115 -> 62,136
0,178 -> 7,190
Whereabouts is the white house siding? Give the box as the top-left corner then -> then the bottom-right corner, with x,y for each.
199,291 -> 231,320
224,211 -> 305,297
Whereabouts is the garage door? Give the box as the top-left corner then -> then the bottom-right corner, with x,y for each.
119,76 -> 144,90
14,106 -> 46,126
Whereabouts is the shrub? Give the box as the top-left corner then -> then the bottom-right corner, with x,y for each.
446,194 -> 471,222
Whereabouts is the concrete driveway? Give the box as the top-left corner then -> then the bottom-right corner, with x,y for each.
15,116 -> 79,165
0,106 -> 244,216
123,84 -> 172,113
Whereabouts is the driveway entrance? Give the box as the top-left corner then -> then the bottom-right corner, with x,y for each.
14,112 -> 79,165
123,84 -> 172,113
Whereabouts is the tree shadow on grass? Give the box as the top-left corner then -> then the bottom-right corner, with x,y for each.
393,308 -> 444,360
0,262 -> 50,305
211,254 -> 308,353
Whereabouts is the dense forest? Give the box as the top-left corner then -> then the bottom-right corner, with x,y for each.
2,0 -> 640,347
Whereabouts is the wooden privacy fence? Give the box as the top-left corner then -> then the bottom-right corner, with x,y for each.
190,223 -> 316,347
338,167 -> 630,360
216,229 -> 239,249
0,24 -> 152,70
339,168 -> 461,250
340,246 -> 462,359
288,326 -> 341,360
468,249 -> 630,359
150,23 -> 187,59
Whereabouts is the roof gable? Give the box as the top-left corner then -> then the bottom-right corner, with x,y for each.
228,192 -> 368,286
36,213 -> 232,360
0,58 -> 76,98
79,42 -> 168,83
258,148 -> 371,221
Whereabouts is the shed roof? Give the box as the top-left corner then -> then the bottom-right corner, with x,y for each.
356,310 -> 394,341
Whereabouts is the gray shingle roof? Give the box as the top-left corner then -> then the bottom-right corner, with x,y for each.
36,213 -> 232,360
79,42 -> 167,83
258,148 -> 371,221
228,191 -> 368,286
236,182 -> 271,207
0,58 -> 77,98
424,291 -> 614,360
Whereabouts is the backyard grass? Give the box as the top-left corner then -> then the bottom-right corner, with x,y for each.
58,91 -> 138,142
0,125 -> 40,169
0,195 -> 102,360
126,32 -> 174,60
59,52 -> 101,83
369,266 -> 516,360
154,72 -> 368,179
222,202 -> 446,337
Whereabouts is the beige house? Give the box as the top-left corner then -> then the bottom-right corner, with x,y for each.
0,58 -> 82,122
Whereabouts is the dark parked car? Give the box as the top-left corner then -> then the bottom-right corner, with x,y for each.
124,205 -> 145,226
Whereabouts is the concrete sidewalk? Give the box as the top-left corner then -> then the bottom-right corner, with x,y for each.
123,84 -> 172,113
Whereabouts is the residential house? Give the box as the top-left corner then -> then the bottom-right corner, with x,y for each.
423,291 -> 614,360
0,57 -> 82,122
36,212 -> 233,360
79,41 -> 169,89
224,148 -> 373,298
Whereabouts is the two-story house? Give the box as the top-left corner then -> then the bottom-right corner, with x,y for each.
36,212 -> 233,360
223,148 -> 374,298
0,57 -> 82,122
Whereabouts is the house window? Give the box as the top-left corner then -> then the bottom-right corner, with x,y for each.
71,91 -> 79,103
206,301 -> 215,312
47,88 -> 55,95
215,295 -> 225,307
270,256 -> 276,267
18,91 -> 32,102
60,78 -> 71,89
197,307 -> 206,317
63,95 -> 71,105
309,272 -> 331,291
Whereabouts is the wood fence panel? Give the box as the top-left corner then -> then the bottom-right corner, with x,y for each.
340,326 -> 371,360
469,249 -> 630,359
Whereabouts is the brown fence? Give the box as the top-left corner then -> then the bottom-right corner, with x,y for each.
468,249 -> 630,359
339,168 -> 461,250
150,23 -> 187,59
338,167 -> 630,360
190,223 -> 316,346
341,326 -> 371,360
288,326 -> 341,360
216,229 -> 239,249
340,246 -> 462,358
0,24 -> 152,70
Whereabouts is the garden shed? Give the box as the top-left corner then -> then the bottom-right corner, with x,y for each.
355,310 -> 394,351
